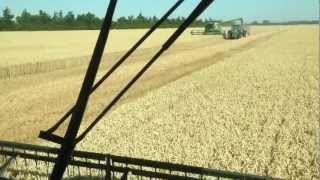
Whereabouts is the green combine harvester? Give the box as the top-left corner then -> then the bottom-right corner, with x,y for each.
191,18 -> 250,39
191,20 -> 223,35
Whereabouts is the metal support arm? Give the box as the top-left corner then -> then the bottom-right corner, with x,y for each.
39,0 -> 185,144
50,0 -> 118,179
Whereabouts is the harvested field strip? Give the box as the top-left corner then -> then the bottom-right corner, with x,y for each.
0,27 -> 277,67
0,29 -> 215,67
0,57 -> 85,79
0,37 -> 220,80
0,27 -> 280,79
0,30 -> 279,143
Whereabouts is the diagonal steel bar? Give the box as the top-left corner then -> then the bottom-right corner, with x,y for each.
39,0 -> 185,141
49,0 -> 118,179
75,0 -> 215,144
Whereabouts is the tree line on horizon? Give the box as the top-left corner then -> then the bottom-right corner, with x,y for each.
0,7 -> 317,31
0,7 -> 205,31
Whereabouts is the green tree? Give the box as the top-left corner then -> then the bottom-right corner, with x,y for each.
0,7 -> 15,29
136,13 -> 148,28
251,20 -> 259,25
0,14 -> 3,30
0,6 -> 210,31
38,10 -> 51,25
52,11 -> 64,24
16,9 -> 33,29
262,20 -> 270,25
64,11 -> 75,24
151,16 -> 158,24
127,15 -> 135,28
76,12 -> 101,29
16,9 -> 32,25
116,16 -> 128,28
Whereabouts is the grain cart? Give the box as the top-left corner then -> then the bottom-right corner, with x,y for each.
191,20 -> 223,35
223,18 -> 250,39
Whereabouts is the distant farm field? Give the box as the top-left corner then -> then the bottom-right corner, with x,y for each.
0,25 -> 318,179
0,26 -> 278,79
0,28 -> 218,67
0,26 -> 276,66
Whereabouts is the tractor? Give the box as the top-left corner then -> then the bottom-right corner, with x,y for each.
223,18 -> 250,39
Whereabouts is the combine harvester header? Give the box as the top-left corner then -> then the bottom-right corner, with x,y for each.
190,20 -> 223,35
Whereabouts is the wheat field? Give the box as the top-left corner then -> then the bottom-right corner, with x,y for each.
0,25 -> 318,179
0,26 -> 277,66
0,26 -> 278,79
0,29 -> 202,66
80,25 -> 318,179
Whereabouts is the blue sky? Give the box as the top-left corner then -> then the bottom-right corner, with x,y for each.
0,0 -> 318,22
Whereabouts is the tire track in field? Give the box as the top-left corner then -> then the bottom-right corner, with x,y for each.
0,36 -> 225,80
0,36 -> 228,94
101,30 -> 281,110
